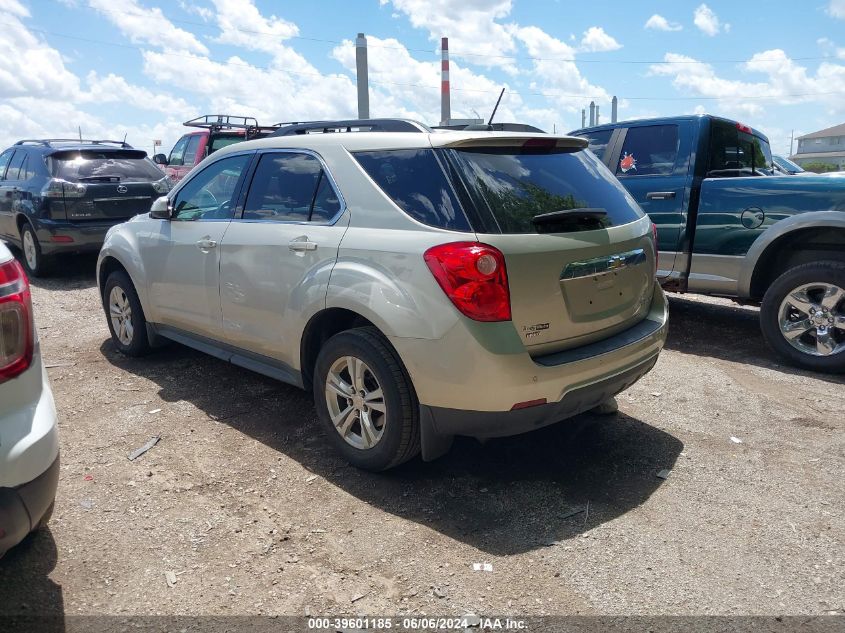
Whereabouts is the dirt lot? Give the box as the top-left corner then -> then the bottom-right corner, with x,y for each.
1,254 -> 843,620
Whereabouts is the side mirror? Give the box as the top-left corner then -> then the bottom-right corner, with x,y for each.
153,153 -> 168,166
150,196 -> 172,220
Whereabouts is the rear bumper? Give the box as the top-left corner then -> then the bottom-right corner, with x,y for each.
0,454 -> 59,556
34,218 -> 125,255
390,285 -> 668,459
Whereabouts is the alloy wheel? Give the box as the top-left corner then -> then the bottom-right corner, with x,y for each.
778,282 -> 845,357
23,229 -> 37,271
324,355 -> 387,450
109,286 -> 134,346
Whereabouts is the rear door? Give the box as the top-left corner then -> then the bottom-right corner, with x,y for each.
143,152 -> 253,338
219,150 -> 349,365
608,123 -> 691,279
49,149 -> 163,222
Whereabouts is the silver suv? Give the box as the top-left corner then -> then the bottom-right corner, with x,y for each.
97,119 -> 668,471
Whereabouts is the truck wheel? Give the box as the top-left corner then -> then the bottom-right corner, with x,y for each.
760,261 -> 845,373
103,270 -> 152,357
20,223 -> 53,277
313,327 -> 420,471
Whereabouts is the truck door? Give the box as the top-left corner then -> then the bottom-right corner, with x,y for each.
610,123 -> 691,280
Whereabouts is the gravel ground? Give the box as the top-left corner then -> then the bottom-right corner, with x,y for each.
1,254 -> 843,619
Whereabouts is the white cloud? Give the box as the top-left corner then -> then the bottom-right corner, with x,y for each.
211,0 -> 299,56
649,50 -> 845,119
644,14 -> 682,32
178,1 -> 213,20
829,0 -> 845,18
514,26 -> 609,113
87,0 -> 209,54
579,27 -> 621,52
693,4 -> 723,37
380,0 -> 518,71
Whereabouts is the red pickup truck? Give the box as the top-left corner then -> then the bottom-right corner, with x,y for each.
153,115 -> 280,183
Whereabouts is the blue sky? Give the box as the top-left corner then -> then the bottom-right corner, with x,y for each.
2,0 -> 844,156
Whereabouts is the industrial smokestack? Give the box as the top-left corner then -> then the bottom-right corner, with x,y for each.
596,105 -> 600,125
581,109 -> 586,128
441,37 -> 451,126
589,101 -> 595,127
611,96 -> 618,123
356,33 -> 370,119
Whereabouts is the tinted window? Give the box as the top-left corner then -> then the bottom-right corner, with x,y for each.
708,121 -> 773,177
310,173 -> 341,222
18,155 -> 35,181
582,129 -> 613,160
6,150 -> 25,181
173,154 -> 250,221
183,135 -> 203,168
0,150 -> 14,180
49,150 -> 163,181
209,135 -> 243,154
354,149 -> 470,231
616,125 -> 679,176
243,153 -> 339,222
449,148 -> 643,234
168,136 -> 190,166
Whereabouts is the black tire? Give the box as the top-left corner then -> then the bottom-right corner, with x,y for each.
313,327 -> 420,471
103,270 -> 152,356
760,261 -> 845,373
19,223 -> 53,277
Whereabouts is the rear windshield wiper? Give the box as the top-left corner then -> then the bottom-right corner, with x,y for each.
77,175 -> 122,182
532,208 -> 608,224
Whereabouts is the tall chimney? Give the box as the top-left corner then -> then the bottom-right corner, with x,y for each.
611,96 -> 618,123
596,105 -> 600,125
356,33 -> 369,119
589,101 -> 595,127
441,37 -> 451,126
581,109 -> 586,128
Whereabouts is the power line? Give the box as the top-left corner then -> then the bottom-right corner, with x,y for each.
8,22 -> 845,102
52,5 -> 845,66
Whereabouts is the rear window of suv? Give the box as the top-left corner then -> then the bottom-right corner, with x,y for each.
49,150 -> 163,182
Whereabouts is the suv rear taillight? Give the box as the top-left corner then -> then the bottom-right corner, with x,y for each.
0,259 -> 34,383
424,242 -> 511,322
41,178 -> 86,199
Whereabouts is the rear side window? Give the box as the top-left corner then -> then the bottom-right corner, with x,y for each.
354,149 -> 471,231
209,135 -> 244,154
615,125 -> 679,176
582,129 -> 613,160
243,152 -> 340,223
449,148 -> 644,234
18,155 -> 35,181
708,121 -> 773,177
0,150 -> 14,180
49,150 -> 163,182
6,151 -> 26,181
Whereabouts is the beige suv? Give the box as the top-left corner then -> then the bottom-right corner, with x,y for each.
97,119 -> 668,470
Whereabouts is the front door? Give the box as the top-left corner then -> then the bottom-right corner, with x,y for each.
142,152 -> 252,338
611,124 -> 689,279
219,151 -> 349,367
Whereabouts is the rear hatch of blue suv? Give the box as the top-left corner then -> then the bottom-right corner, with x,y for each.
0,141 -> 171,277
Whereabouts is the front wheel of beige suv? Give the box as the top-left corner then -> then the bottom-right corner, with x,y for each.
313,327 -> 420,471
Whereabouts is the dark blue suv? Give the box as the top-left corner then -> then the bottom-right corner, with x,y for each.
0,139 -> 172,276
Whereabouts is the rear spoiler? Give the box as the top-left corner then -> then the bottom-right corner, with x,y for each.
435,135 -> 588,150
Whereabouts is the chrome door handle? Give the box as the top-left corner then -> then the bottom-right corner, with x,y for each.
289,240 -> 317,252
646,191 -> 677,200
196,238 -> 217,250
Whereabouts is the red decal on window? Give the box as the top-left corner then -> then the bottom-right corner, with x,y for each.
620,152 -> 637,173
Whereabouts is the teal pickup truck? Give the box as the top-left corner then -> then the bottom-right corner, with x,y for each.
573,115 -> 845,373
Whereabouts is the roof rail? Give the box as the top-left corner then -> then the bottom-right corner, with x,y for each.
432,122 -> 546,133
14,139 -> 133,148
183,115 -> 280,132
271,119 -> 431,136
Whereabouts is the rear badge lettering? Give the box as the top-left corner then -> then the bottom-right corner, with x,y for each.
523,323 -> 550,339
